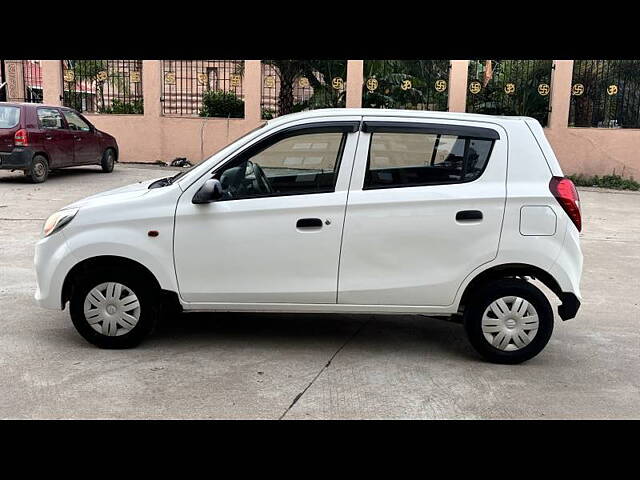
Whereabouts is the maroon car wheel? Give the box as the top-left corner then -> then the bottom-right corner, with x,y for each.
29,155 -> 49,183
101,149 -> 115,173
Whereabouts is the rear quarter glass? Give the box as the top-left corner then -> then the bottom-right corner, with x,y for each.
0,106 -> 21,129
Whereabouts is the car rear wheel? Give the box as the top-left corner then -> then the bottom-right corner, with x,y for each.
29,155 -> 49,183
69,268 -> 159,348
101,149 -> 115,173
463,278 -> 554,364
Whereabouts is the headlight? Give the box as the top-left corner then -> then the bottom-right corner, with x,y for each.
42,208 -> 79,238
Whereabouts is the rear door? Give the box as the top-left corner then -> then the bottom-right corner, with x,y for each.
61,109 -> 101,164
338,116 -> 508,307
35,107 -> 75,167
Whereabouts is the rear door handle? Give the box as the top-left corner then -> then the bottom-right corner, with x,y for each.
45,135 -> 53,140
456,210 -> 483,221
296,218 -> 323,229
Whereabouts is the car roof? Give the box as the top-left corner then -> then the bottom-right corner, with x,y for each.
0,102 -> 78,110
267,108 -> 535,127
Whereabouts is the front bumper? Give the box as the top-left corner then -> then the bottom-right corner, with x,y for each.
0,148 -> 34,170
34,230 -> 78,310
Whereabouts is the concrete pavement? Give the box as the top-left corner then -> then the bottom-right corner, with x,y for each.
0,164 -> 638,419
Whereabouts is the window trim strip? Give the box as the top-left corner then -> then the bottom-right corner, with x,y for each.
361,121 -> 500,140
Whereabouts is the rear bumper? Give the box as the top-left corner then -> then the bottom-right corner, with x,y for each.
0,148 -> 34,170
558,292 -> 581,320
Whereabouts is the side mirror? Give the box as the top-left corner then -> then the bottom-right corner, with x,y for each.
192,178 -> 223,204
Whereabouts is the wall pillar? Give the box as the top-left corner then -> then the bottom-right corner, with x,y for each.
243,60 -> 262,122
548,60 -> 573,130
142,60 -> 163,162
448,60 -> 469,112
5,60 -> 25,102
346,60 -> 363,108
41,60 -> 63,106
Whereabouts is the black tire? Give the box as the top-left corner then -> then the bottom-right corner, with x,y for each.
101,149 -> 115,173
463,278 -> 554,364
69,268 -> 159,348
29,155 -> 49,183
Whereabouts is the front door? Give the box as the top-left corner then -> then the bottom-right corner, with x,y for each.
174,120 -> 360,304
36,107 -> 75,167
61,109 -> 101,164
338,117 -> 507,307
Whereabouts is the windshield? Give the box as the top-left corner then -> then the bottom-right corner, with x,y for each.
0,106 -> 20,129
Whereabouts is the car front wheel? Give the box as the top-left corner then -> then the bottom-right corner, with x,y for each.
463,278 -> 554,364
69,268 -> 158,348
101,149 -> 115,173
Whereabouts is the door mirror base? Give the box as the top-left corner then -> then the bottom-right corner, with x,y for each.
192,178 -> 223,204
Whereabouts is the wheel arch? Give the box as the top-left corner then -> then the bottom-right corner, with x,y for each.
458,263 -> 563,312
105,146 -> 118,161
61,255 -> 161,308
32,151 -> 50,164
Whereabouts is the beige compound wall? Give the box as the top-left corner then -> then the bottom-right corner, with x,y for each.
38,59 -> 640,178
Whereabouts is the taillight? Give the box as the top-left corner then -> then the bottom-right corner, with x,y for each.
549,176 -> 582,232
14,129 -> 28,147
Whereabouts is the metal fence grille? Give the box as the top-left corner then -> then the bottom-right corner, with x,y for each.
161,60 -> 244,117
62,60 -> 143,114
569,60 -> 640,128
466,60 -> 553,126
261,60 -> 347,119
22,60 -> 43,103
362,60 -> 449,111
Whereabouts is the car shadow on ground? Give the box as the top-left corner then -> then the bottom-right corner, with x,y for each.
0,166 -> 105,184
146,311 -> 478,361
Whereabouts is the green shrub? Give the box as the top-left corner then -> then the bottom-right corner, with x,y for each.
200,90 -> 244,118
568,173 -> 640,191
98,99 -> 144,114
261,108 -> 276,120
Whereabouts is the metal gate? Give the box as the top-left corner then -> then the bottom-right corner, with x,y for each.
466,60 -> 552,126
569,60 -> 640,128
0,60 -> 43,103
62,60 -> 143,114
261,60 -> 347,119
161,60 -> 244,117
362,60 -> 449,111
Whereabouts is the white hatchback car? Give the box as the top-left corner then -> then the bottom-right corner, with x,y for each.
35,109 -> 582,364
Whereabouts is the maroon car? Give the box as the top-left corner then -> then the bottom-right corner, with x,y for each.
0,102 -> 118,183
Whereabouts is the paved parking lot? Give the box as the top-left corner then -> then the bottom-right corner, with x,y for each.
0,164 -> 638,419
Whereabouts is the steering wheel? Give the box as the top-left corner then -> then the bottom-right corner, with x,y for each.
251,162 -> 274,195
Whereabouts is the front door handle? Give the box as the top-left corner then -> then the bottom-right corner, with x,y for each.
45,135 -> 53,140
296,218 -> 323,229
456,210 -> 483,222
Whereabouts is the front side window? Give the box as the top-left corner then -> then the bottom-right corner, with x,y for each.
214,131 -> 346,200
37,108 -> 65,130
365,131 -> 494,189
62,110 -> 91,132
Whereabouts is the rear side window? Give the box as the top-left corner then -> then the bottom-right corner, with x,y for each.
37,108 -> 66,130
365,131 -> 495,189
0,106 -> 20,129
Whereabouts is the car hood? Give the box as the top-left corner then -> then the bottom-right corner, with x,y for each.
66,177 -> 164,209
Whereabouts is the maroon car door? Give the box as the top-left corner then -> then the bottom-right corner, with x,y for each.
35,107 -> 75,168
61,109 -> 101,165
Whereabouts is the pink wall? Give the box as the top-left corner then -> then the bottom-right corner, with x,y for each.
37,59 -> 640,178
546,127 -> 640,178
